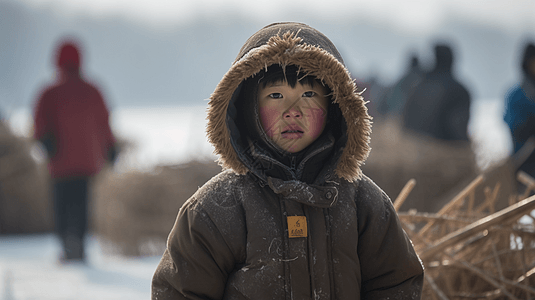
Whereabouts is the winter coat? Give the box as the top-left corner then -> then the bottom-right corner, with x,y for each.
152,22 -> 424,300
504,80 -> 535,177
504,43 -> 535,177
504,82 -> 535,153
33,70 -> 115,178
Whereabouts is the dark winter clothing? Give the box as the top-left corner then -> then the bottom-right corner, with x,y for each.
33,40 -> 115,261
402,44 -> 471,141
152,22 -> 424,299
53,177 -> 89,260
504,42 -> 535,178
378,55 -> 422,116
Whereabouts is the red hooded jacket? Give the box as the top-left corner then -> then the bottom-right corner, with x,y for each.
33,42 -> 115,178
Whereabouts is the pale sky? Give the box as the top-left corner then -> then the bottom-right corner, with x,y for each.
19,0 -> 535,34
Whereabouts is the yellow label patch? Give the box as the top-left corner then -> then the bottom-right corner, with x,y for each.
287,216 -> 307,238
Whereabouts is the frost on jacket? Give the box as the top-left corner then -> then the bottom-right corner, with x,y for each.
152,22 -> 424,300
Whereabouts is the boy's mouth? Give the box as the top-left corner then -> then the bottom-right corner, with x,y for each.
281,128 -> 304,139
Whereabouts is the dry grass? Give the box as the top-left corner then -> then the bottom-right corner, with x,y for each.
0,121 -> 52,234
364,117 -> 535,298
396,172 -> 535,299
92,160 -> 221,256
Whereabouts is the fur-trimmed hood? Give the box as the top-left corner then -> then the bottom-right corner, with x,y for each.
207,22 -> 371,182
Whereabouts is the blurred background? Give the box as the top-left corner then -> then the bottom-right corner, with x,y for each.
1,0 -> 535,299
1,0 -> 534,168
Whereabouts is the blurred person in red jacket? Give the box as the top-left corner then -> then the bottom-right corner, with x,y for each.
33,38 -> 116,263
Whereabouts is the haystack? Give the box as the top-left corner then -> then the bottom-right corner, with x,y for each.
0,121 -> 52,234
92,160 -> 221,256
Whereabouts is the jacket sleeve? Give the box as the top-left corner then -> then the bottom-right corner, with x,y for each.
510,97 -> 535,145
504,87 -> 535,153
356,179 -> 424,300
152,199 -> 237,300
33,90 -> 57,156
33,90 -> 52,141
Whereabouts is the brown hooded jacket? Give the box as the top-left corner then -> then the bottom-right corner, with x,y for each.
152,22 -> 424,300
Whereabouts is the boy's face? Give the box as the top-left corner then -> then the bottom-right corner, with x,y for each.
257,80 -> 329,153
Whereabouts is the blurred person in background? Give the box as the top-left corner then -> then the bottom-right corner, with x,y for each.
402,43 -> 471,142
377,53 -> 422,117
504,42 -> 535,179
33,38 -> 117,263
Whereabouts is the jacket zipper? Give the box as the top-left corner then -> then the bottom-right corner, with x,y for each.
304,206 -> 318,299
290,155 -> 297,173
324,208 -> 335,300
280,199 -> 292,300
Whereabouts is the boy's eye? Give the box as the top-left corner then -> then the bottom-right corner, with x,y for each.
303,91 -> 316,97
269,93 -> 283,99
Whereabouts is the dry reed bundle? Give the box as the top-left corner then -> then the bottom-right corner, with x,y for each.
0,121 -> 52,234
92,160 -> 221,256
395,171 -> 535,299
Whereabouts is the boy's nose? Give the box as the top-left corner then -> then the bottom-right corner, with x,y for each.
284,107 -> 302,119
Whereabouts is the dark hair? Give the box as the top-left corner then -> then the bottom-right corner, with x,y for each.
254,64 -> 323,89
434,44 -> 453,71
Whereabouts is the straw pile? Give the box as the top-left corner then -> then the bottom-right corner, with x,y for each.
395,170 -> 535,299
0,121 -> 52,234
362,117 -> 535,298
364,119 -> 535,300
92,160 -> 221,256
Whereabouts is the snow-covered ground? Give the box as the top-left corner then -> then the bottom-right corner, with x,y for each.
0,234 -> 160,300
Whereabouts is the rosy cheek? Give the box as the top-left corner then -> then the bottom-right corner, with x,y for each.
259,106 -> 279,139
308,107 -> 327,138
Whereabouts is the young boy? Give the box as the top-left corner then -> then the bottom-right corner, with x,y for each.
152,22 -> 424,299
